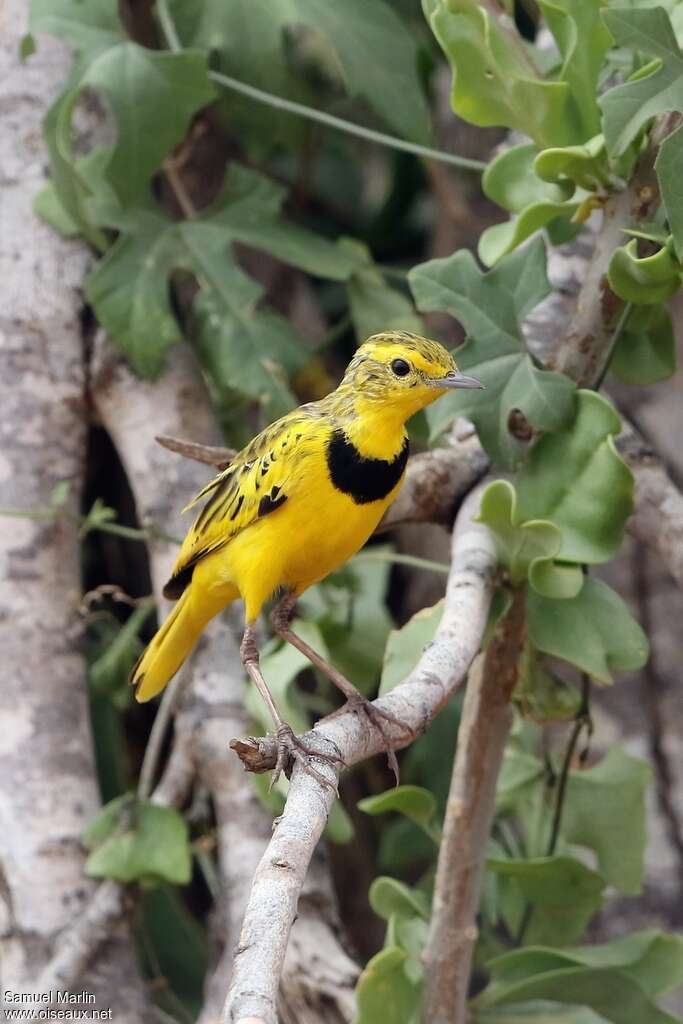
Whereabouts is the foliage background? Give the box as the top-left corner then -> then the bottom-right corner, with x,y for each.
4,0 -> 683,1020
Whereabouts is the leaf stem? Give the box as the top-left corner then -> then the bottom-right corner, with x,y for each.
546,673 -> 592,857
352,551 -> 451,574
592,301 -> 633,391
154,0 -> 487,173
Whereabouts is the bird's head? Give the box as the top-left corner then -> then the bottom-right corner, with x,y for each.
342,331 -> 483,422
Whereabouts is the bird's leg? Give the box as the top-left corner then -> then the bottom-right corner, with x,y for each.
240,624 -> 343,792
271,594 -> 412,784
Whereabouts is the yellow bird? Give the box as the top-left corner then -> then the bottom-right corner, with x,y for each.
131,332 -> 482,779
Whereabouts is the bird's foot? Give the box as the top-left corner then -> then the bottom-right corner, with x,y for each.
270,723 -> 344,794
331,693 -> 413,785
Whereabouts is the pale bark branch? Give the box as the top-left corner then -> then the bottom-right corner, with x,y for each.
225,486 -> 497,1024
619,421 -> 683,593
0,13 -> 149,1016
422,589 -> 527,1024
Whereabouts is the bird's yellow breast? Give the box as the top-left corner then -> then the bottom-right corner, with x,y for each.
207,432 -> 406,621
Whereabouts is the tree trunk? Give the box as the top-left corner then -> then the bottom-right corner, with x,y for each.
0,8 -> 150,1015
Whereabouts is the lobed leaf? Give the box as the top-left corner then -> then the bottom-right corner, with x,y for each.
610,305 -> 676,385
169,0 -> 431,145
562,748 -> 652,894
537,0 -> 612,140
342,240 -> 423,342
601,7 -> 683,157
655,121 -> 683,260
515,391 -> 633,565
527,577 -> 649,683
477,480 -> 583,597
85,799 -> 191,886
487,855 -> 605,947
424,0 -> 573,147
410,240 -> 576,468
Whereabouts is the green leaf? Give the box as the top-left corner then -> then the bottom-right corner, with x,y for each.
424,0 -> 574,147
562,748 -> 652,894
608,237 -> 682,304
410,240 -> 576,468
569,930 -> 683,997
487,856 -> 605,946
515,391 -> 633,564
610,305 -> 676,385
369,877 -> 430,921
537,0 -> 612,140
477,1004 -> 607,1024
140,886 -> 209,1017
89,603 -> 153,705
477,480 -> 582,596
326,549 -> 394,692
59,43 -> 215,208
527,577 -> 649,683
359,785 -> 439,840
85,208 -> 184,376
170,0 -> 431,145
34,181 -> 81,238
478,930 -> 683,1024
656,121 -> 683,260
85,800 -> 191,886
380,601 -> 443,695
85,166 -> 355,403
479,199 -> 582,267
534,135 -> 611,192
30,0 -> 125,63
601,7 -> 683,157
485,930 -> 683,1003
514,642 -> 582,722
496,747 -> 545,813
342,240 -> 423,342
19,33 -> 36,61
483,144 -> 574,214
355,946 -> 421,1024
476,964 -> 680,1023
390,916 -> 430,982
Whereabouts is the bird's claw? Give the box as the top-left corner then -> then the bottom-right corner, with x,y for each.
269,723 -> 343,795
335,694 -> 413,786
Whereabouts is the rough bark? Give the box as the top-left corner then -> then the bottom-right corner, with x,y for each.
0,10 -> 148,1016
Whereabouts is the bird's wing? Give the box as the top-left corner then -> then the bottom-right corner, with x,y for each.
163,406 -> 321,599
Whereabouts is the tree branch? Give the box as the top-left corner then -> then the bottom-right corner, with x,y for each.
618,420 -> 683,593
225,486 -> 497,1024
421,588 -> 526,1023
546,113 -> 681,386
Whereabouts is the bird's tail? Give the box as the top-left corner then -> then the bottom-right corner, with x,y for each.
131,584 -> 232,702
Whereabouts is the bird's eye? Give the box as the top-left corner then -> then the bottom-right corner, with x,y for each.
391,358 -> 411,377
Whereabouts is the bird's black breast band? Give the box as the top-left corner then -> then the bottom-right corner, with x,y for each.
326,430 -> 409,504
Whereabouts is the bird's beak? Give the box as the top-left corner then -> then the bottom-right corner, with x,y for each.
429,370 -> 485,390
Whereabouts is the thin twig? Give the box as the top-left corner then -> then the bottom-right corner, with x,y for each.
154,0 -> 487,173
156,433 -> 236,470
137,669 -> 192,801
